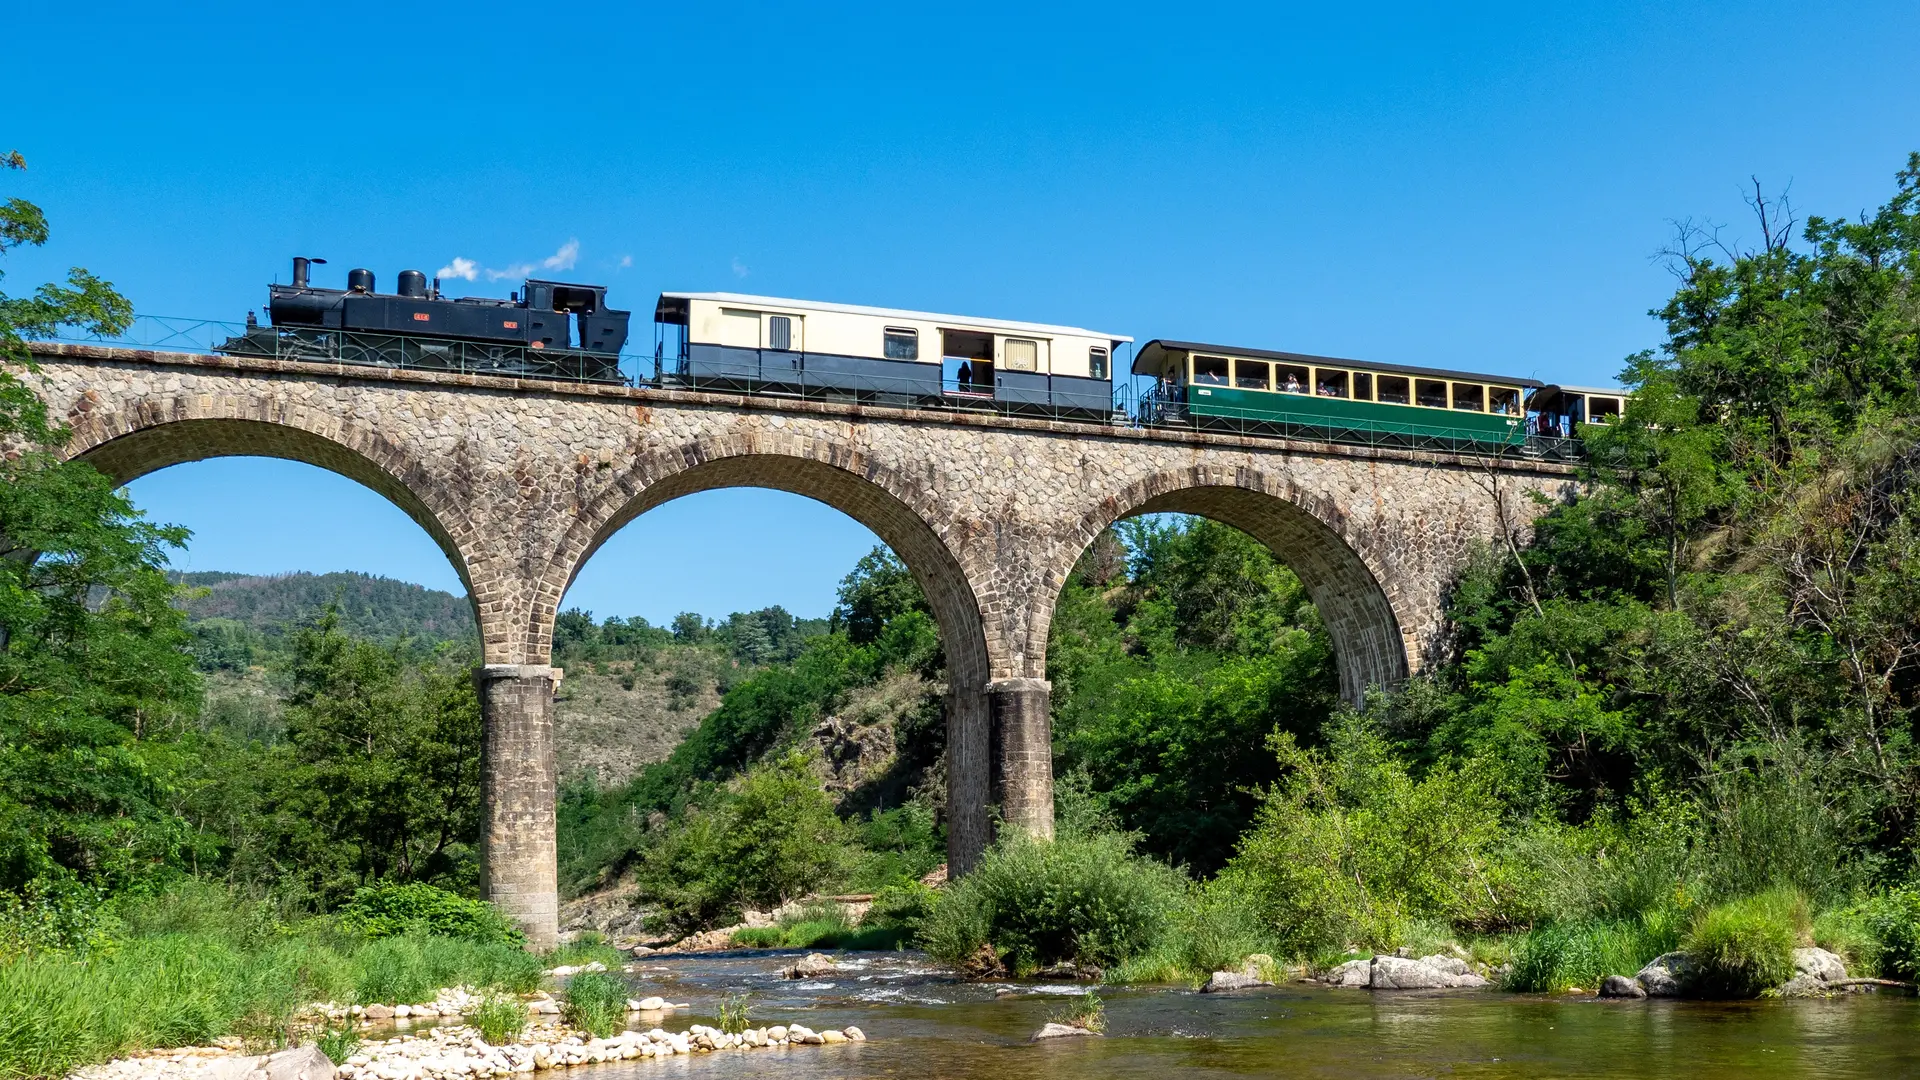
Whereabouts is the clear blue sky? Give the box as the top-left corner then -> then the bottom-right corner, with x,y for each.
10,0 -> 1918,621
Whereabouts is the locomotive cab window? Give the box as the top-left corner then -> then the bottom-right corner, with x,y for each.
1377,374 -> 1411,404
1235,359 -> 1270,390
1353,372 -> 1374,401
1089,346 -> 1109,380
884,327 -> 919,361
1490,386 -> 1520,416
1416,379 -> 1449,408
768,315 -> 793,352
1276,364 -> 1310,393
1004,338 -> 1038,372
1452,383 -> 1485,411
1316,369 -> 1350,398
1193,355 -> 1230,385
1589,396 -> 1623,422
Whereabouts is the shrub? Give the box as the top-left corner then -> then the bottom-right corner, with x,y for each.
1504,919 -> 1668,993
560,971 -> 627,1037
1223,725 -> 1526,958
637,755 -> 848,932
1681,888 -> 1805,998
468,995 -> 528,1046
338,883 -> 524,946
918,829 -> 1185,975
864,881 -> 937,936
1859,886 -> 1920,979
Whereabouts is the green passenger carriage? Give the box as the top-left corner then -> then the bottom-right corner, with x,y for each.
1133,339 -> 1545,454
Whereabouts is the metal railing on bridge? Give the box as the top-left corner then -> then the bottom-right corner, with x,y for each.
40,316 -> 1586,463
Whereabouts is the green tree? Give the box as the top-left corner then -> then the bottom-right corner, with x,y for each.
0,149 -> 199,895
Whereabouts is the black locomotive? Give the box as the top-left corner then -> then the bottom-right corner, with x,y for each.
219,257 -> 632,382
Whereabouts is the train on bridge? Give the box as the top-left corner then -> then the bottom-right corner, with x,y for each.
217,258 -> 1623,457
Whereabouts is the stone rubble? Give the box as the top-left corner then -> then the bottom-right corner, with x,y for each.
74,1020 -> 872,1080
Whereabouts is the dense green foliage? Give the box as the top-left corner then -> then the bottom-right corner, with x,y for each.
558,971 -> 626,1037
1681,888 -> 1805,998
920,827 -> 1188,975
336,882 -> 523,945
1047,519 -> 1337,873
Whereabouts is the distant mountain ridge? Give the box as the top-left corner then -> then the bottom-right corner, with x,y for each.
174,570 -> 475,645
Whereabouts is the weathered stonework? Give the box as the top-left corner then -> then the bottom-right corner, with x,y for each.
28,344 -> 1577,944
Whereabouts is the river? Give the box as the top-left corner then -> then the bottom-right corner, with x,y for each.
496,950 -> 1919,1078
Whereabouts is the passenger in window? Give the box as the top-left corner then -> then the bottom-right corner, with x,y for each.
957,362 -> 972,390
1285,372 -> 1303,393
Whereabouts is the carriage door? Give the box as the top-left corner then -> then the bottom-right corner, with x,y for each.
767,314 -> 802,384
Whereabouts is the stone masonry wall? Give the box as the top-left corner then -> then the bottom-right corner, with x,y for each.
28,345 -> 1577,941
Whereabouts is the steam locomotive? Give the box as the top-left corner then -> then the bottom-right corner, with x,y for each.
218,257 -> 632,382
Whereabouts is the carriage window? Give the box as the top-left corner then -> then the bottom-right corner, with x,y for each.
1416,379 -> 1449,408
1489,386 -> 1520,415
1275,364 -> 1310,393
1588,396 -> 1622,422
1315,369 -> 1349,398
884,327 -> 918,361
1004,338 -> 1038,372
1377,375 -> 1411,404
1089,346 -> 1109,380
1352,372 -> 1373,401
1235,359 -> 1270,390
768,315 -> 792,351
1452,383 -> 1485,411
1193,354 -> 1230,385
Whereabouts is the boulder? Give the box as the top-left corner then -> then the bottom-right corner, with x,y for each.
1444,971 -> 1492,988
255,1047 -> 336,1080
1793,947 -> 1848,983
361,1004 -> 395,1020
1599,975 -> 1647,999
784,952 -> 839,979
1200,969 -> 1268,993
1370,955 -> 1451,990
1323,958 -> 1372,988
1634,952 -> 1693,997
1418,955 -> 1472,977
1030,1023 -> 1099,1040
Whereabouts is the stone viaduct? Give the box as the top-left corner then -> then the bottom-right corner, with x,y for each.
27,344 -> 1578,947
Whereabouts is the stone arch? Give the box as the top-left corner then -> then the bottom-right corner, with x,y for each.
1051,465 -> 1415,704
546,432 -> 998,871
62,412 -> 492,640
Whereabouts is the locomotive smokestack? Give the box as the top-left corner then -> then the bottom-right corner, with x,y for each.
291,256 -> 326,289
396,270 -> 428,299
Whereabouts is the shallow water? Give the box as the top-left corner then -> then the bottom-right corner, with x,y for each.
567,951 -> 1920,1078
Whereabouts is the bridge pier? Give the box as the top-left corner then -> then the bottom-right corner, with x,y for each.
989,677 -> 1055,842
477,664 -> 560,950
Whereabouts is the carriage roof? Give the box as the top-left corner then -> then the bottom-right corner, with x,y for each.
654,292 -> 1131,345
1132,338 -> 1545,389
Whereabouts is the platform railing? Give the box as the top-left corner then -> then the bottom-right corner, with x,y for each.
41,316 -> 1585,462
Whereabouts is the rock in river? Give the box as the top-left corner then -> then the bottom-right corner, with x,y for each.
1599,975 -> 1647,999
1031,1023 -> 1100,1040
784,952 -> 839,979
1634,952 -> 1693,998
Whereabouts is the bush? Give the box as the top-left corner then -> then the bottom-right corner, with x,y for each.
1681,888 -> 1805,998
1859,886 -> 1920,979
1224,724 -> 1526,957
316,1026 -> 361,1066
560,971 -> 627,1037
864,882 -> 937,937
1504,919 -> 1670,993
338,883 -> 524,946
918,830 -> 1185,975
637,755 -> 849,932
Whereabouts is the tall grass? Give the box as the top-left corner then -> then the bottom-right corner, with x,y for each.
1503,919 -> 1672,993
0,887 -> 548,1080
1682,888 -> 1805,998
559,972 -> 627,1037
